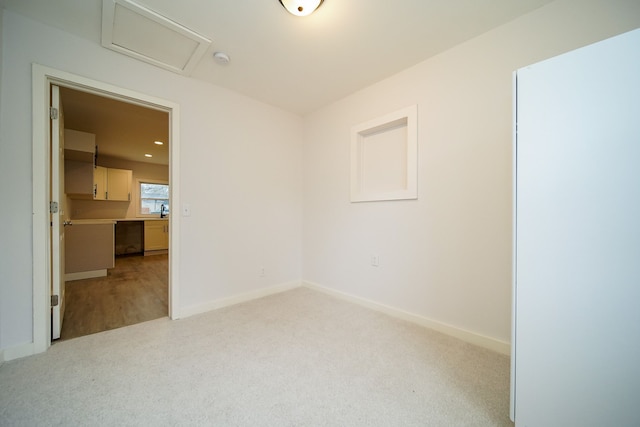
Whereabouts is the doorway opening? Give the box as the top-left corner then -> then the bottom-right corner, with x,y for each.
32,64 -> 181,355
57,86 -> 170,341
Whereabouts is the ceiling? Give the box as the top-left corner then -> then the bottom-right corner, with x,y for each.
60,87 -> 169,165
1,0 -> 554,116
3,0 -> 554,165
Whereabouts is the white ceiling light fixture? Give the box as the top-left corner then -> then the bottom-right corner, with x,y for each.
279,0 -> 324,17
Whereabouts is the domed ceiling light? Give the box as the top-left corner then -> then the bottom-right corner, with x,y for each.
279,0 -> 324,17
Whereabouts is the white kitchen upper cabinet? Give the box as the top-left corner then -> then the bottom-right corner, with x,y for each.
93,165 -> 107,200
92,166 -> 131,201
64,129 -> 95,162
64,129 -> 95,196
512,29 -> 640,426
105,168 -> 132,201
65,160 -> 93,195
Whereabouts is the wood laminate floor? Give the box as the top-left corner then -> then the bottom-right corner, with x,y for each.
59,254 -> 168,341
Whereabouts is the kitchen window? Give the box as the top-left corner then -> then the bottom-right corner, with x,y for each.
137,179 -> 169,217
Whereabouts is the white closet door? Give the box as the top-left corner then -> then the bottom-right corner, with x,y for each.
514,29 -> 640,426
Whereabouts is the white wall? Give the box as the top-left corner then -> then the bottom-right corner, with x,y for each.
302,0 -> 640,348
0,7 -> 4,358
0,10 -> 303,352
2,0 -> 639,357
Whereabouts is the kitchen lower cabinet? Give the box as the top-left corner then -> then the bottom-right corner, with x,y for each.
144,220 -> 169,253
65,221 -> 115,280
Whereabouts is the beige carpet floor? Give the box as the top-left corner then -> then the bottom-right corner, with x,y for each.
0,287 -> 513,426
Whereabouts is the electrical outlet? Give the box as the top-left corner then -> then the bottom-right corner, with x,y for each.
182,204 -> 191,217
371,256 -> 379,267
260,267 -> 265,277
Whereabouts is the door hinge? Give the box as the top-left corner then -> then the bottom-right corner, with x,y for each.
50,201 -> 59,214
50,107 -> 59,120
51,295 -> 59,307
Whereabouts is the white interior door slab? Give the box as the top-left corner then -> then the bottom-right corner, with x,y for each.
513,29 -> 640,426
51,84 -> 66,339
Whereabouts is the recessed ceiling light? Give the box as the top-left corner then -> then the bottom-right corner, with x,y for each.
145,154 -> 153,157
154,141 -> 164,145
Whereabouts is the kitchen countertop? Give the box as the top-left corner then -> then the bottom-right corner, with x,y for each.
70,218 -> 168,225
113,217 -> 169,221
68,219 -> 117,225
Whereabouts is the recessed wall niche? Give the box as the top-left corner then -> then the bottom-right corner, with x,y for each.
350,105 -> 418,202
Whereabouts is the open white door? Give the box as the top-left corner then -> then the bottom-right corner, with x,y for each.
51,84 -> 66,339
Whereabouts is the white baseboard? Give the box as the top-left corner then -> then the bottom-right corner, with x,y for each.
1,341 -> 36,362
181,280 -> 302,318
65,269 -> 107,281
302,281 -> 511,355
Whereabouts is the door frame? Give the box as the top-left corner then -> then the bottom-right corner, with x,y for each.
50,84 -> 65,340
31,63 -> 181,354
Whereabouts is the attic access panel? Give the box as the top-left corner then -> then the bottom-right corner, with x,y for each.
102,0 -> 211,75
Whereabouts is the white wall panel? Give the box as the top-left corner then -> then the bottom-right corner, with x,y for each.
514,29 -> 640,426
